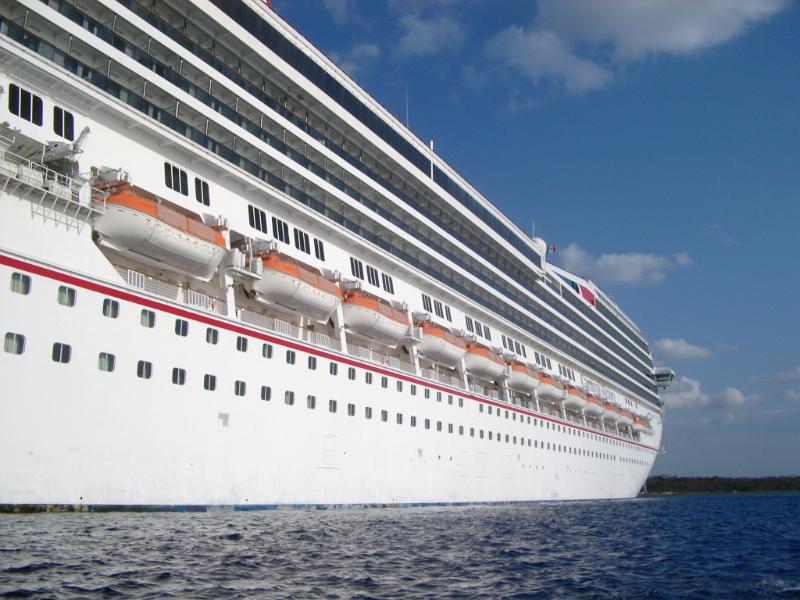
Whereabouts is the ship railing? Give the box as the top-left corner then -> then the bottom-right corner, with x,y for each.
348,345 -> 415,374
421,368 -> 465,390
0,141 -> 105,232
115,266 -> 227,316
237,308 -> 343,352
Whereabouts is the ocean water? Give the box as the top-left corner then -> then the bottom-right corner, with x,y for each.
1,494 -> 799,599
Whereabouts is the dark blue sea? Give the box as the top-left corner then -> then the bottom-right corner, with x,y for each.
1,493 -> 799,599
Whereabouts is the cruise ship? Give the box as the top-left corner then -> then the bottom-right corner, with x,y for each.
0,0 -> 675,510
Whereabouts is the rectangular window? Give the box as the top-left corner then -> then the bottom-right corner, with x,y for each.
102,298 -> 119,319
424,419 -> 430,430
381,273 -> 394,294
313,238 -> 325,261
285,390 -> 295,405
474,321 -> 483,337
396,413 -> 403,425
234,380 -> 246,396
444,305 -> 452,322
206,328 -> 219,345
381,410 -> 388,422
164,162 -> 188,195
53,106 -> 75,140
410,416 -> 417,427
424,388 -> 430,399
3,332 -> 25,355
236,336 -> 248,352
97,352 -> 115,372
203,374 -> 216,390
172,367 -> 186,385
437,391 -> 442,402
10,272 -> 31,295
381,376 -> 388,389
348,367 -> 356,380
174,319 -> 188,337
9,84 -> 43,126
307,395 -> 316,409
350,257 -> 364,280
502,335 -> 508,350
194,178 -> 210,206
293,228 -> 311,253
141,309 -> 155,328
421,293 -> 432,312
366,265 -> 379,287
57,286 -> 76,307
329,362 -> 338,375
248,205 -> 269,233
365,372 -> 373,384
347,403 -> 355,416
433,300 -> 444,318
308,356 -> 317,370
262,343 -> 273,358
436,421 -> 443,432
137,360 -> 152,379
329,399 -> 337,413
261,386 -> 272,401
365,407 -> 373,419
396,380 -> 403,392
514,341 -> 522,355
465,316 -> 474,333
484,325 -> 492,341
286,350 -> 296,364
52,342 -> 71,364
411,384 -> 417,396
271,216 -> 290,243
448,424 -> 454,434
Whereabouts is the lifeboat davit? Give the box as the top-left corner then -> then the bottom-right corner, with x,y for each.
536,374 -> 564,403
603,403 -> 620,423
417,320 -> 467,367
248,251 -> 341,321
507,361 -> 539,394
342,289 -> 409,346
93,183 -> 226,281
584,393 -> 604,417
563,384 -> 587,410
464,343 -> 507,381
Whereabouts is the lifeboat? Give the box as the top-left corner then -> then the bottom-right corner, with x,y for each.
93,183 -> 226,281
507,361 -> 539,394
618,409 -> 634,427
416,320 -> 467,367
342,289 -> 409,346
602,402 -> 620,424
632,416 -> 648,433
247,251 -> 341,321
563,384 -> 587,410
536,373 -> 564,403
464,343 -> 507,381
584,393 -> 604,417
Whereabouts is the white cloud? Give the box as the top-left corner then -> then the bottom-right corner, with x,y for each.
784,389 -> 800,401
662,376 -> 759,411
396,14 -> 465,57
537,0 -> 788,61
330,43 -> 381,77
321,0 -> 355,24
557,242 -> 692,285
486,27 -> 612,94
767,366 -> 800,383
655,338 -> 713,360
484,0 -> 787,96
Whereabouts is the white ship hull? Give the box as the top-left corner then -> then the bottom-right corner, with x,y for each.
0,0 -> 666,508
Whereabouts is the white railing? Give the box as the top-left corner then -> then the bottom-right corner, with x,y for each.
421,368 -> 465,390
115,266 -> 226,315
348,344 -> 415,374
0,142 -> 105,231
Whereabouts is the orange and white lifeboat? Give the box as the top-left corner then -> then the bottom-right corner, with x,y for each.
584,393 -> 604,417
93,183 -> 226,281
563,384 -> 587,410
248,251 -> 341,321
632,416 -> 648,433
507,361 -> 539,394
618,409 -> 634,427
603,402 -> 620,424
464,343 -> 507,380
536,373 -> 564,403
342,289 -> 409,346
417,320 -> 467,367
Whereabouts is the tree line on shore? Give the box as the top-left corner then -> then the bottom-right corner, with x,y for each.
645,476 -> 800,494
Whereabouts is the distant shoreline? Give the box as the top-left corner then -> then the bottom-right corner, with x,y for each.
644,476 -> 800,494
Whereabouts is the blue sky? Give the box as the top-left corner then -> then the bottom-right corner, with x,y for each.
274,0 -> 800,476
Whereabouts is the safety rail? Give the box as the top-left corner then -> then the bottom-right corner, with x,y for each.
348,344 -> 415,374
0,142 -> 105,231
115,266 -> 227,316
421,368 -> 465,390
